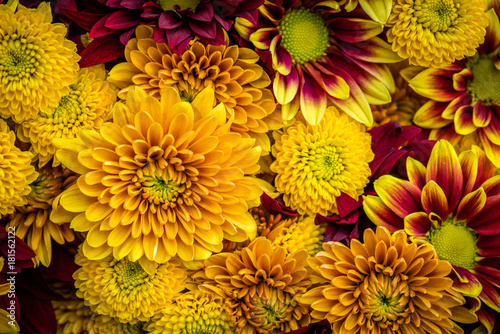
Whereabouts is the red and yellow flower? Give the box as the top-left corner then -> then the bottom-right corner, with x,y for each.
364,140 -> 500,331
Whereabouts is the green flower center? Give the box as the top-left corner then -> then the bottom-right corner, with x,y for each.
277,8 -> 329,64
137,164 -> 185,204
307,145 -> 346,180
49,90 -> 86,127
113,259 -> 149,288
428,220 -> 477,269
467,55 -> 500,104
157,0 -> 200,12
365,273 -> 410,322
0,36 -> 39,82
414,0 -> 458,32
252,290 -> 293,331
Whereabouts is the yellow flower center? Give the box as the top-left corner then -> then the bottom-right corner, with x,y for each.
0,35 -> 39,83
277,8 -> 329,64
414,0 -> 458,32
253,289 -> 293,331
467,55 -> 500,104
309,145 -> 346,180
157,0 -> 200,11
428,221 -> 477,269
49,91 -> 87,128
113,259 -> 148,289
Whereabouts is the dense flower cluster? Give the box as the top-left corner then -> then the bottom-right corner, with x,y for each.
1,0 -> 499,333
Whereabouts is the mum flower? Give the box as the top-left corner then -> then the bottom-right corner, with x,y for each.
406,6 -> 500,167
201,237 -> 311,333
74,246 -> 187,323
363,140 -> 500,330
271,106 -> 374,216
108,25 -> 279,154
236,0 -> 400,125
0,119 -> 38,217
0,1 -> 80,123
18,65 -> 117,167
387,0 -> 488,67
145,290 -> 236,334
6,165 -> 77,267
54,86 -> 262,262
301,226 -> 477,333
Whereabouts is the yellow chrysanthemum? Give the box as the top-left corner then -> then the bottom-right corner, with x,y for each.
271,106 -> 374,216
0,119 -> 38,217
0,2 -> 80,123
301,226 -> 477,333
272,216 -> 325,257
108,25 -> 280,154
54,86 -> 262,263
0,258 -> 20,333
74,246 -> 187,323
145,290 -> 235,334
387,0 -> 488,68
6,165 -> 76,266
201,237 -> 311,334
18,65 -> 117,167
52,282 -> 93,334
88,315 -> 147,334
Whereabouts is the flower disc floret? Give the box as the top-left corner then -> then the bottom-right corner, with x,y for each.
467,55 -> 500,104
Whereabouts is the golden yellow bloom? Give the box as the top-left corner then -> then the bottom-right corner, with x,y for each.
54,86 -> 262,263
302,226 -> 477,333
271,106 -> 373,216
52,282 -> 93,334
88,315 -> 146,334
18,65 -> 117,167
0,2 -> 80,123
201,237 -> 311,334
145,290 -> 235,334
7,165 -> 76,266
0,119 -> 38,217
0,258 -> 20,333
74,246 -> 187,323
272,216 -> 326,257
108,25 -> 279,154
387,0 -> 488,68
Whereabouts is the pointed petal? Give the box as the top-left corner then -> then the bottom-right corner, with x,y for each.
270,36 -> 292,75
374,175 -> 422,218
477,276 -> 500,312
467,195 -> 500,235
249,27 -> 279,50
404,212 -> 431,236
482,106 -> 500,145
454,105 -> 477,135
473,102 -> 492,128
478,234 -> 500,257
441,94 -> 471,120
407,157 -> 427,190
409,68 -> 462,102
413,100 -> 453,129
362,195 -> 404,231
421,181 -> 449,220
273,69 -> 299,105
299,70 -> 327,125
330,18 -> 383,43
459,149 -> 480,196
478,130 -> 500,168
456,187 -> 487,222
358,0 -> 392,24
304,62 -> 349,100
452,266 -> 483,298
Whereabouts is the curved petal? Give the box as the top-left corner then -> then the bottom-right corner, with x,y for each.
406,157 -> 427,190
426,140 -> 464,213
304,62 -> 349,100
299,68 -> 327,125
482,106 -> 500,145
478,130 -> 500,168
249,27 -> 279,50
454,105 -> 477,135
459,149 -> 480,196
467,195 -> 500,235
373,175 -> 422,219
441,94 -> 471,120
359,0 -> 392,24
473,102 -> 492,128
478,234 -> 500,257
451,266 -> 483,298
413,101 -> 453,129
362,195 -> 404,231
452,68 -> 474,92
480,175 -> 500,197
477,276 -> 500,312
404,212 -> 431,236
273,68 -> 299,104
330,18 -> 383,43
270,36 -> 292,75
481,8 -> 500,55
421,181 -> 450,221
409,68 -> 462,102
456,187 -> 487,223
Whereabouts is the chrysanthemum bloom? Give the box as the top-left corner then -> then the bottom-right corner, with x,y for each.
0,119 -> 38,217
6,165 -> 77,267
201,237 -> 311,333
387,0 -> 488,68
236,0 -> 400,125
74,246 -> 187,323
145,290 -> 236,334
108,25 -> 279,154
88,314 -> 147,334
271,106 -> 374,216
54,86 -> 262,262
363,140 -> 500,329
0,2 -> 80,123
52,282 -> 93,334
18,65 -> 117,167
405,7 -> 500,167
301,226 -> 477,333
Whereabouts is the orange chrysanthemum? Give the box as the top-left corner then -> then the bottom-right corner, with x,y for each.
200,237 -> 311,334
0,2 -> 80,123
108,25 -> 279,154
302,226 -> 477,334
54,86 -> 262,263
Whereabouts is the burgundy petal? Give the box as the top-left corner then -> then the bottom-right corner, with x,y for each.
477,276 -> 500,313
158,11 -> 185,29
336,192 -> 362,218
467,195 -> 500,235
451,266 -> 483,298
189,19 -> 217,40
89,13 -> 116,38
166,27 -> 193,54
261,193 -> 298,216
190,1 -> 214,22
478,234 -> 500,257
404,212 -> 431,236
60,8 -> 105,31
456,187 -> 487,223
79,34 -> 125,67
104,9 -> 143,29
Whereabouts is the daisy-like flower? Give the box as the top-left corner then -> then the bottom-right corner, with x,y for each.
74,245 -> 187,323
108,25 -> 278,154
363,140 -> 500,330
236,0 -> 400,126
88,315 -> 148,334
301,226 -> 477,333
18,65 -> 117,167
6,165 -> 76,267
387,0 -> 488,67
271,106 -> 374,216
0,119 -> 38,217
0,1 -> 80,123
145,290 -> 236,334
407,6 -> 500,167
201,237 -> 311,333
54,86 -> 262,263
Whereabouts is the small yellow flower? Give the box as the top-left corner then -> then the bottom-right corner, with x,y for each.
0,2 -> 80,123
